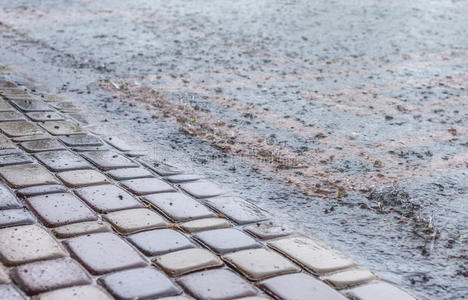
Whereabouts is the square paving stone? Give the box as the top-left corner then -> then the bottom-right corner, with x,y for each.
259,273 -> 348,300
59,134 -> 102,147
98,267 -> 181,299
0,285 -> 26,300
52,221 -> 112,238
0,209 -> 35,228
12,134 -> 50,142
243,222 -> 295,240
102,136 -> 136,152
0,134 -> 15,150
75,184 -> 143,213
165,174 -> 203,183
267,236 -> 356,274
11,258 -> 91,295
0,148 -> 22,156
63,232 -> 148,275
82,151 -> 138,170
0,183 -> 21,209
33,285 -> 113,300
0,111 -> 25,122
234,297 -> 270,300
0,164 -> 59,188
222,248 -> 300,281
34,150 -> 91,172
194,228 -> 260,254
0,265 -> 9,284
345,281 -> 417,300
177,269 -> 257,299
26,193 -> 97,227
205,197 -> 268,225
16,185 -> 68,197
127,229 -> 195,256
72,145 -> 108,152
26,112 -> 64,122
158,297 -> 192,300
153,248 -> 223,277
144,192 -> 215,222
20,139 -> 65,152
57,169 -> 110,187
103,208 -> 168,234
39,121 -> 84,135
107,167 -> 153,180
0,224 -> 66,266
179,180 -> 226,198
320,268 -> 377,289
120,178 -> 175,195
139,160 -> 183,176
10,99 -> 52,112
179,218 -> 232,233
0,153 -> 32,166
0,121 -> 43,137
0,99 -> 15,111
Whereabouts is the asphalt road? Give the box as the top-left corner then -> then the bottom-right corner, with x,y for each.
1,0 -> 467,299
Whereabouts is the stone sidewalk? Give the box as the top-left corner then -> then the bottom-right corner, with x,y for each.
0,66 -> 417,300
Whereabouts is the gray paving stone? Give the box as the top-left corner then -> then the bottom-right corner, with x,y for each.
128,229 -> 196,256
140,160 -> 183,176
0,121 -> 44,137
82,151 -> 138,170
0,224 -> 66,266
16,185 -> 68,197
103,208 -> 168,234
57,169 -> 110,187
52,221 -> 112,238
26,112 -> 64,122
34,150 -> 91,171
10,99 -> 53,112
98,267 -> 181,300
179,180 -> 226,198
0,153 -> 32,167
120,178 -> 175,195
154,248 -> 223,277
12,134 -> 50,142
345,281 -> 418,300
39,121 -> 84,135
75,184 -> 143,213
194,228 -> 260,254
0,99 -> 15,111
144,192 -> 215,222
259,273 -> 348,300
0,284 -> 26,300
20,139 -> 65,152
69,112 -> 91,124
0,183 -> 21,209
26,193 -> 97,227
64,232 -> 148,275
102,136 -> 136,152
0,111 -> 25,122
0,164 -> 59,188
107,167 -> 153,180
205,197 -> 268,225
179,218 -> 232,233
50,101 -> 80,112
165,174 -> 203,183
0,265 -> 10,284
0,209 -> 35,228
320,268 -> 377,289
177,269 -> 257,300
158,297 -> 193,300
0,134 -> 15,150
243,222 -> 294,240
0,148 -> 22,156
71,146 -> 108,152
11,258 -> 91,295
33,285 -> 113,300
59,134 -> 102,147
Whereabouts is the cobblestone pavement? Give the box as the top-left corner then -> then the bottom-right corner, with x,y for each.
0,68 -> 420,299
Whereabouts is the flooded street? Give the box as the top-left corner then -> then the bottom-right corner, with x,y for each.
0,0 -> 467,298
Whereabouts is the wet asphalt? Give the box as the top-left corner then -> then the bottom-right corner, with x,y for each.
0,0 -> 467,299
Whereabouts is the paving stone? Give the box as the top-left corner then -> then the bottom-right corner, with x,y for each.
0,265 -> 10,284
0,209 -> 35,228
344,281 -> 417,300
320,268 -> 377,289
26,112 -> 64,122
102,136 -> 137,151
71,146 -> 108,152
75,184 -> 143,213
0,111 -> 25,122
103,208 -> 168,234
0,148 -> 22,156
0,134 -> 15,150
0,164 -> 59,188
235,297 -> 270,300
177,269 -> 257,300
98,267 -> 181,299
205,197 -> 268,225
69,112 -> 91,124
10,99 -> 53,112
0,183 -> 21,209
0,99 -> 15,111
259,273 -> 348,300
27,193 -> 97,227
268,236 -> 356,274
140,160 -> 183,176
244,222 -> 294,240
64,232 -> 147,275
0,153 -> 32,167
12,134 -> 50,142
16,185 -> 68,197
20,139 -> 66,152
82,151 -> 138,170
158,297 -> 193,300
128,229 -> 196,256
0,224 -> 66,266
120,178 -> 175,195
52,221 -> 112,238
33,285 -> 113,300
11,258 -> 91,295
223,248 -> 300,281
50,101 -> 80,112
0,284 -> 26,300
57,169 -> 109,187
165,174 -> 203,183
59,134 -> 102,147
0,121 -> 43,137
39,121 -> 84,135
107,167 -> 153,180
179,218 -> 232,233
34,150 -> 91,171
144,192 -> 215,221
194,228 -> 260,254
153,248 -> 223,277
179,180 -> 226,198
